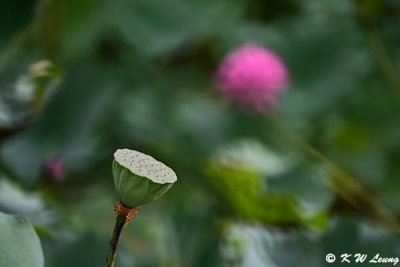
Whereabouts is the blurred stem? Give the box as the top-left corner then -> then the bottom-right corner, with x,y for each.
105,215 -> 127,267
367,26 -> 400,105
269,118 -> 400,232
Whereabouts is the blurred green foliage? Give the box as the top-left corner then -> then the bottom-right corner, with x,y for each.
1,0 -> 400,266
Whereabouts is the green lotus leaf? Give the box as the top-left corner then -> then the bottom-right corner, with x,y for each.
112,149 -> 177,207
0,211 -> 44,267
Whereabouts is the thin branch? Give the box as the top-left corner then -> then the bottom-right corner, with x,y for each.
270,118 -> 400,232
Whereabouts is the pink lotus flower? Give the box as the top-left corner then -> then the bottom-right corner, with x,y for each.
216,43 -> 289,111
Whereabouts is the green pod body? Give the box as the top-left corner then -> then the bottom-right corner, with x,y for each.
112,149 -> 177,208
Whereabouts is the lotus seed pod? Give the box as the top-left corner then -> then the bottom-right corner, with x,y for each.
112,149 -> 177,208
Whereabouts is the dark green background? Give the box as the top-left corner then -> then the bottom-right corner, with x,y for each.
1,0 -> 400,266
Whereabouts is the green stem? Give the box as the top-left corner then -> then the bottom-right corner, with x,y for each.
269,118 -> 400,232
105,215 -> 127,267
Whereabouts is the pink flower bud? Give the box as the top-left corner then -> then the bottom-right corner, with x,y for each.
41,155 -> 65,182
216,43 -> 289,111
